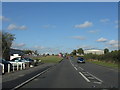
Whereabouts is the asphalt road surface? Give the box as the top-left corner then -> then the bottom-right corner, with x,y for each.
17,57 -> 118,89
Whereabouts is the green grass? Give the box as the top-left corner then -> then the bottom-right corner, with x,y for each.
87,60 -> 119,69
33,56 -> 63,63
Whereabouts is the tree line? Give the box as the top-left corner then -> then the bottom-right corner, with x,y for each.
70,48 -> 119,63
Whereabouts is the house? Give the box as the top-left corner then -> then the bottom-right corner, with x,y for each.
10,49 -> 24,60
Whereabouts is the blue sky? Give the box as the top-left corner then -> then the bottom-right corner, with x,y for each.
2,2 -> 118,54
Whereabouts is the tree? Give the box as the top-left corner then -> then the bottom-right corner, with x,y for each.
71,50 -> 77,56
104,48 -> 109,54
77,48 -> 84,55
2,32 -> 15,60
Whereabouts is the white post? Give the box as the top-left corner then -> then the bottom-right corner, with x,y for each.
23,63 -> 25,69
8,64 -> 10,73
17,63 -> 19,71
21,63 -> 22,70
12,63 -> 14,72
2,64 -> 4,74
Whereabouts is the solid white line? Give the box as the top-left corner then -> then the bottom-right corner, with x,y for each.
87,72 -> 103,82
79,72 -> 90,82
74,67 -> 78,70
11,68 -> 51,90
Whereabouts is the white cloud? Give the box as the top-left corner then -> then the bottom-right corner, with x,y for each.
72,36 -> 86,40
107,40 -> 118,45
32,45 -> 61,54
88,30 -> 99,33
77,45 -> 98,50
96,37 -> 107,42
12,43 -> 26,49
7,24 -> 27,30
7,24 -> 17,30
34,45 -> 45,50
100,19 -> 110,23
75,21 -> 93,28
0,16 -> 9,21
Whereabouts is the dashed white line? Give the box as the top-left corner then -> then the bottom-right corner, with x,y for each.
74,67 -> 78,70
79,72 -> 90,82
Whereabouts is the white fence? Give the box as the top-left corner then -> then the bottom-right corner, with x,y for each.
2,63 -> 26,74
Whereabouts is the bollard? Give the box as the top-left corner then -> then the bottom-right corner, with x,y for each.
23,63 -> 25,69
21,63 -> 22,70
8,64 -> 10,73
12,63 -> 14,72
2,64 -> 4,74
17,63 -> 19,71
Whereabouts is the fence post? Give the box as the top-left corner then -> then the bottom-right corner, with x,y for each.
12,63 -> 14,72
2,64 -> 4,74
23,63 -> 25,69
21,63 -> 22,70
8,64 -> 10,73
17,63 -> 19,71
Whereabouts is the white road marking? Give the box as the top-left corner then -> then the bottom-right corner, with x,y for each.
93,81 -> 102,84
87,72 -> 103,82
79,72 -> 90,82
74,67 -> 78,70
79,67 -> 84,70
11,68 -> 51,90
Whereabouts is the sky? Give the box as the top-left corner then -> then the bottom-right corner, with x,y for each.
1,2 -> 118,54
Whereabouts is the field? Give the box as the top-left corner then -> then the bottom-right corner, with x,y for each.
87,60 -> 119,69
33,56 -> 63,63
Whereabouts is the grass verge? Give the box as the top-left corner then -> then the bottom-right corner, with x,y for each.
87,60 -> 119,69
33,56 -> 63,63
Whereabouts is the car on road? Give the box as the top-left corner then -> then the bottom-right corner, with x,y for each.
77,57 -> 85,63
22,58 -> 35,67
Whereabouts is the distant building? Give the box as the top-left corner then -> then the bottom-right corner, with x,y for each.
84,49 -> 104,55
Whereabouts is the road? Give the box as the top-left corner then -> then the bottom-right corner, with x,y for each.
17,57 -> 118,89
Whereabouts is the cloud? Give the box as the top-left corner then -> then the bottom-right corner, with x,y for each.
74,21 -> 93,28
72,36 -> 86,40
34,45 -> 45,50
100,19 -> 110,23
32,45 -> 61,54
7,24 -> 27,30
0,16 -> 9,21
77,45 -> 98,50
12,43 -> 26,49
88,30 -> 99,33
107,40 -> 118,45
96,37 -> 107,42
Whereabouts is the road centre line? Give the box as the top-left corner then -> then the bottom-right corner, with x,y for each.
79,72 -> 90,82
11,67 -> 51,90
87,72 -> 103,82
